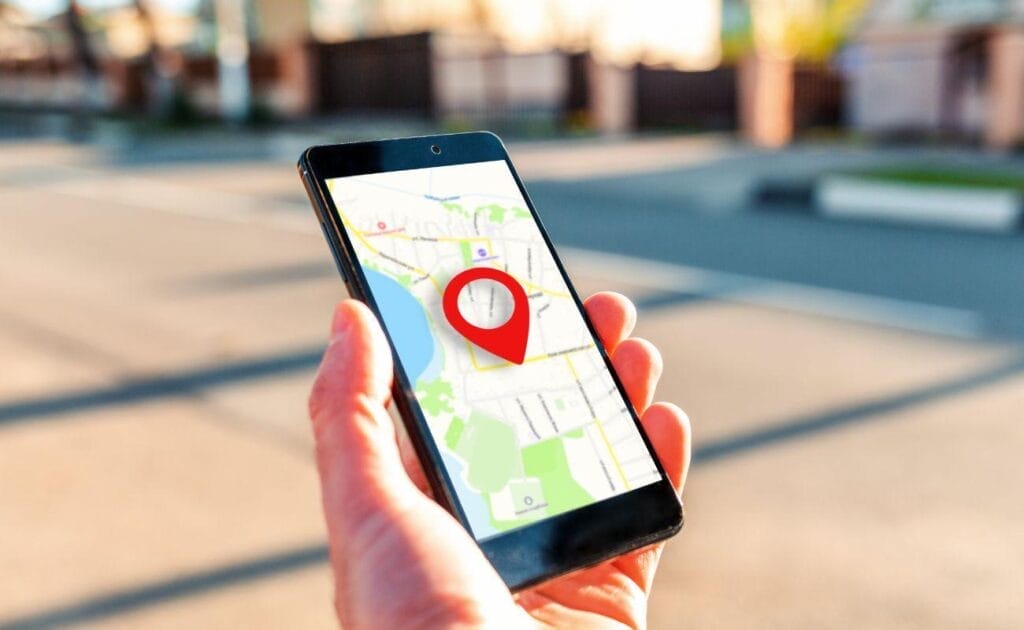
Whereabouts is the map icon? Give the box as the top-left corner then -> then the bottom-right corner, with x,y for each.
442,267 -> 530,364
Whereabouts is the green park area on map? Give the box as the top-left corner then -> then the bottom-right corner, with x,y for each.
444,409 -> 595,531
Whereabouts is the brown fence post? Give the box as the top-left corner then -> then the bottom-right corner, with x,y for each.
986,25 -> 1024,150
739,53 -> 794,148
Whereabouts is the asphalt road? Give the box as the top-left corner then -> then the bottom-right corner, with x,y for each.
528,166 -> 1024,340
1,135 -> 1021,629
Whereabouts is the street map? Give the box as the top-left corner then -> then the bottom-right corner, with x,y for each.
327,160 -> 661,539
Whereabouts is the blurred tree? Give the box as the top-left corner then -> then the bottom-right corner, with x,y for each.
467,0 -> 504,110
66,1 -> 98,74
133,0 -> 183,117
468,0 -> 496,36
544,0 -> 598,51
64,0 -> 105,120
748,0 -> 869,61
65,0 -> 100,79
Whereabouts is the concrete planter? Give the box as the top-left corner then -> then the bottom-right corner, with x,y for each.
815,175 -> 1023,233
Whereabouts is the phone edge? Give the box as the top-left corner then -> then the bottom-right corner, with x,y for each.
298,136 -> 683,591
297,152 -> 465,521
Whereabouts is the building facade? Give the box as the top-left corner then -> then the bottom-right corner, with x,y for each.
846,0 -> 1024,147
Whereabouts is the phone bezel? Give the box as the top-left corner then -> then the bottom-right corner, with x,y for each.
299,132 -> 682,590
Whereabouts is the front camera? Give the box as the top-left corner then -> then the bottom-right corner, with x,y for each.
430,145 -> 442,155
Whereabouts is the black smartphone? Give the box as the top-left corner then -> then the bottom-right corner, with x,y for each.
298,132 -> 682,590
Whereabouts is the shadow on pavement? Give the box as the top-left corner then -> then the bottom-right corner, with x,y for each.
694,353 -> 1024,465
0,544 -> 329,630
3,351 -> 1022,626
0,346 -> 325,427
0,286 -> 708,429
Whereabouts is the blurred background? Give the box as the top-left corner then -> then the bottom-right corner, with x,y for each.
1,0 -> 1023,628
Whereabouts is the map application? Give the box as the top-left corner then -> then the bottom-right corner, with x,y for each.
442,267 -> 531,364
326,160 -> 661,539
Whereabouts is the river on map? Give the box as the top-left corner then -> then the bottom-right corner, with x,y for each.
363,268 -> 437,383
363,267 -> 497,538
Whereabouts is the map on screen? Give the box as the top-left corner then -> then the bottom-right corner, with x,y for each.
327,160 -> 660,539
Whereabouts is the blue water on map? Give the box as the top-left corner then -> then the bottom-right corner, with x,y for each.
442,451 -> 498,539
363,268 -> 436,384
363,267 -> 495,537
417,321 -> 443,384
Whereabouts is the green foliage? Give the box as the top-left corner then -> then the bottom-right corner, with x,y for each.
722,0 -> 754,62
852,166 -> 1024,191
416,378 -> 455,416
746,0 -> 871,61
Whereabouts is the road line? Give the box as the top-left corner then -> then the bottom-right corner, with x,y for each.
561,247 -> 986,340
592,417 -> 631,491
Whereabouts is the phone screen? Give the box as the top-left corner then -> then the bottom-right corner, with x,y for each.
326,160 -> 661,540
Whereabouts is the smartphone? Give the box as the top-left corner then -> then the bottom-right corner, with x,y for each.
299,132 -> 682,590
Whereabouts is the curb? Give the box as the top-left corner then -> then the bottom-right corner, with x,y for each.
753,177 -> 1024,234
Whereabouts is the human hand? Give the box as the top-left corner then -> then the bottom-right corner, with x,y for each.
309,292 -> 691,628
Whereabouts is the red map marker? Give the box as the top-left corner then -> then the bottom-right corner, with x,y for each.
442,267 -> 530,364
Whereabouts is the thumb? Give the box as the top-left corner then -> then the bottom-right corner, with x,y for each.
308,301 -> 521,628
308,300 -> 418,542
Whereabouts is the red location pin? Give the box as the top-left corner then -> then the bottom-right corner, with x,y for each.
442,267 -> 530,364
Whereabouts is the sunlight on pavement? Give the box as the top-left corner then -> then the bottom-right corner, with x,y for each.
1,141 -> 1022,628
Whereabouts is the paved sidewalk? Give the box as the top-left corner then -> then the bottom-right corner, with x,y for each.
1,141 -> 1022,628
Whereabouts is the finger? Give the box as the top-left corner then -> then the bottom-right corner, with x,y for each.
311,302 -> 524,627
641,402 -> 691,492
584,292 -> 636,354
611,337 -> 663,414
308,300 -> 418,542
612,402 -> 691,592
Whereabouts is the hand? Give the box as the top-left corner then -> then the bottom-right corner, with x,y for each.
309,293 -> 691,629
